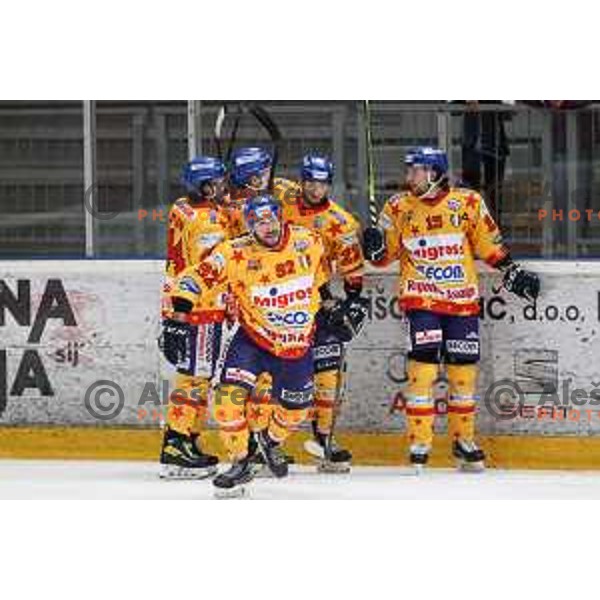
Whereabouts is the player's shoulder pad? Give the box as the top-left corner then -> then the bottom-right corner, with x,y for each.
450,187 -> 489,218
202,238 -> 232,264
378,191 -> 412,228
290,224 -> 323,244
228,232 -> 254,249
273,176 -> 297,188
170,197 -> 196,222
273,177 -> 301,201
326,200 -> 360,229
387,190 -> 412,207
452,185 -> 480,195
326,205 -> 352,226
452,187 -> 484,202
381,191 -> 411,215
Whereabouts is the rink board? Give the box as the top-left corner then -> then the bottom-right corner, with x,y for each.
0,259 -> 599,443
5,427 -> 600,470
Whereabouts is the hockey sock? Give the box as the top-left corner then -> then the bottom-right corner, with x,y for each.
167,373 -> 209,436
267,405 -> 309,444
212,384 -> 250,460
247,373 -> 274,433
447,363 -> 478,442
314,369 -> 340,435
186,376 -> 210,435
405,360 -> 438,448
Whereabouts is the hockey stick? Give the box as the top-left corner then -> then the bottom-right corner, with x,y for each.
304,343 -> 350,472
331,343 -> 349,442
225,104 -> 244,163
245,102 -> 281,192
214,103 -> 244,163
364,100 -> 378,226
214,105 -> 227,161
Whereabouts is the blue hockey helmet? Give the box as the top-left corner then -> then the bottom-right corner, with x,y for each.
301,153 -> 334,183
181,156 -> 226,192
404,147 -> 449,178
230,147 -> 273,188
243,194 -> 282,231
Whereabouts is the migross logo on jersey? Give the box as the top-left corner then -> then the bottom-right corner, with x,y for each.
406,233 -> 465,262
252,275 -> 314,308
417,264 -> 466,283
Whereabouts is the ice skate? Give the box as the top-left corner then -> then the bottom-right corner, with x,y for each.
159,429 -> 218,480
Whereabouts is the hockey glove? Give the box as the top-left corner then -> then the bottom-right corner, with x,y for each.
325,296 -> 370,342
159,319 -> 194,369
362,226 -> 386,262
502,263 -> 540,302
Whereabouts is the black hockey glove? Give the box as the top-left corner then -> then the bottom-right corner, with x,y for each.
362,226 -> 386,262
325,296 -> 370,342
159,319 -> 194,369
502,263 -> 540,302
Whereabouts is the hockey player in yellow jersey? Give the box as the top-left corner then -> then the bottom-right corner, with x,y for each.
274,154 -> 368,472
162,194 -> 350,497
363,147 -> 540,472
224,147 -> 282,447
159,156 -> 232,479
226,147 -> 273,237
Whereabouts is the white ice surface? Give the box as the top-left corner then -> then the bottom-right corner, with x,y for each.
1,460 -> 600,499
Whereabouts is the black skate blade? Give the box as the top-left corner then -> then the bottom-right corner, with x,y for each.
159,464 -> 217,480
306,440 -> 351,473
214,485 -> 248,499
455,460 -> 485,473
317,460 -> 351,474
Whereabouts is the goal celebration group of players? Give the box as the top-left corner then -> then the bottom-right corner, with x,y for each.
159,144 -> 541,498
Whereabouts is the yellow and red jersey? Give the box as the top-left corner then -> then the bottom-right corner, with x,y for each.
273,178 -> 364,286
223,188 -> 252,238
375,187 -> 508,316
174,224 -> 328,358
163,197 -> 233,319
166,197 -> 232,277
